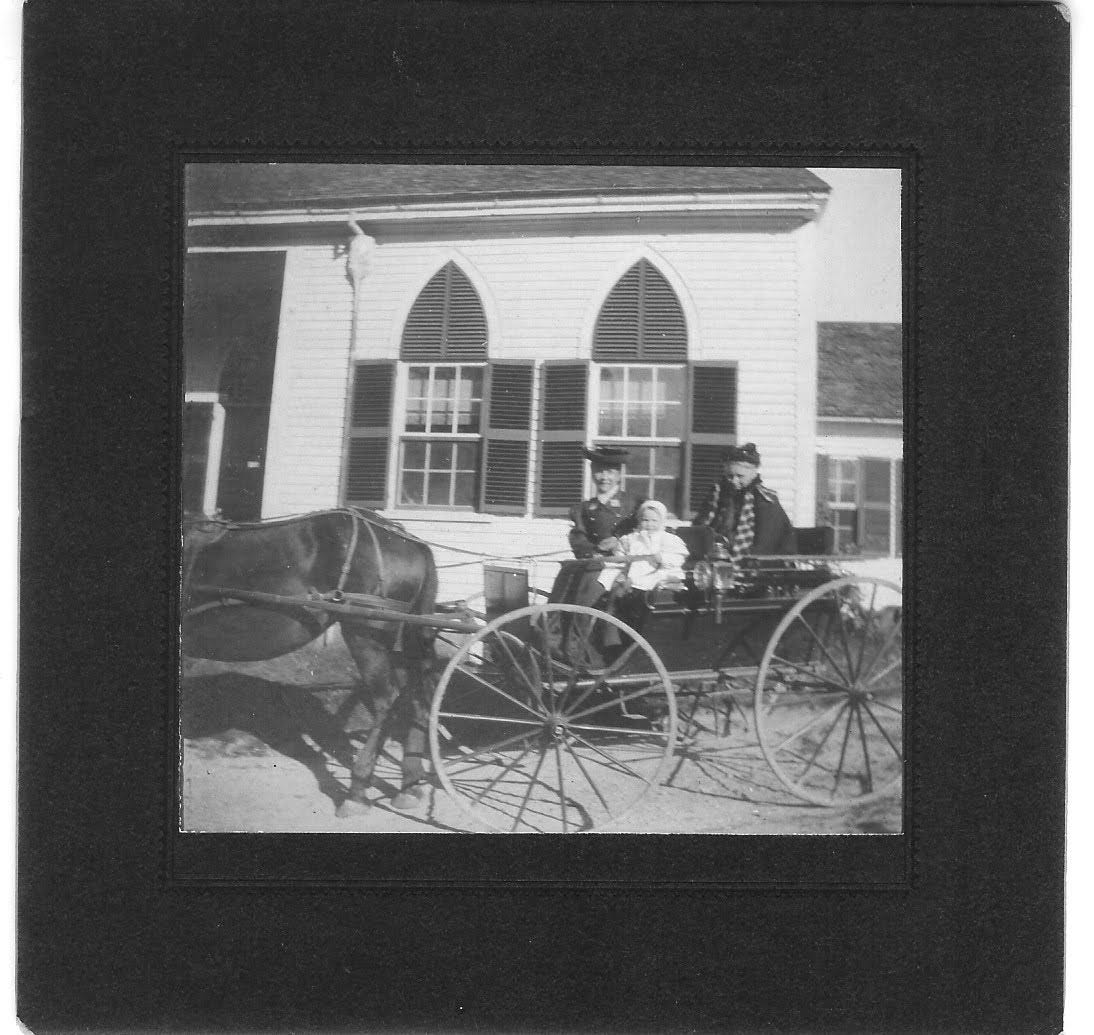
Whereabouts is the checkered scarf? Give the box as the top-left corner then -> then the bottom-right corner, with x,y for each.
729,489 -> 756,563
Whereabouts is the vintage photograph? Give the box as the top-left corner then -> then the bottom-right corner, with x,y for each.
181,163 -> 904,834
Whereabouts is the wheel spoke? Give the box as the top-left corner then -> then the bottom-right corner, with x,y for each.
790,701 -> 849,790
829,703 -> 857,801
442,725 -> 544,771
438,710 -> 544,728
511,746 -> 550,832
861,699 -> 903,762
868,697 -> 902,715
532,614 -> 559,706
560,674 -> 606,719
856,703 -> 874,793
851,583 -> 879,681
554,740 -> 569,833
835,606 -> 858,686
454,663 -> 547,722
793,613 -> 853,686
771,698 -> 850,755
562,737 -> 612,812
566,721 -> 672,739
566,729 -> 646,781
567,681 -> 666,723
858,620 -> 903,687
491,630 -> 541,701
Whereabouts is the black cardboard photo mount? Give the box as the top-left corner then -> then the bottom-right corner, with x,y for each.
20,3 -> 1066,1032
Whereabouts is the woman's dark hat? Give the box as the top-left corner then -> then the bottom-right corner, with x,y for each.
722,442 -> 761,466
583,446 -> 630,466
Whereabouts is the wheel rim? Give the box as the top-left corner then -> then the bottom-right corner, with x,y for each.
753,577 -> 903,808
429,604 -> 678,833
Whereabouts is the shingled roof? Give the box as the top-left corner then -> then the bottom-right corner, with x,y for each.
817,323 -> 903,420
186,164 -> 830,213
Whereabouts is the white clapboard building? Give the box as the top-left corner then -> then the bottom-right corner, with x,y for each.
184,165 -> 898,603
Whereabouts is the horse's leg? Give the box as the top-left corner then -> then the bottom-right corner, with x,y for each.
389,654 -> 435,812
335,627 -> 400,819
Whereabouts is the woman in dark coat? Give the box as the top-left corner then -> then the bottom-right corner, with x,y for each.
567,446 -> 646,558
692,443 -> 796,558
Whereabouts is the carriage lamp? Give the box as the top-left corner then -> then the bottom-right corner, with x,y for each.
691,560 -> 715,591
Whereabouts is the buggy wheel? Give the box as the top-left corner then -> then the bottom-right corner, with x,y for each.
754,576 -> 903,808
429,604 -> 677,833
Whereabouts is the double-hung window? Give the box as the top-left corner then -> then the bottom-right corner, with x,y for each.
816,456 -> 903,556
398,364 -> 485,508
594,364 -> 686,507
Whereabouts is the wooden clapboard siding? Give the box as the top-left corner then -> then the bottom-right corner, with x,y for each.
262,248 -> 354,515
262,224 -> 810,519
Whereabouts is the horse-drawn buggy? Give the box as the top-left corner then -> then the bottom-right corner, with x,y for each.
182,509 -> 903,833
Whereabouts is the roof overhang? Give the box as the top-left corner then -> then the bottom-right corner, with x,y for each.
187,190 -> 829,241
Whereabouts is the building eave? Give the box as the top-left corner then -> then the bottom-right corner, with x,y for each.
187,190 -> 830,229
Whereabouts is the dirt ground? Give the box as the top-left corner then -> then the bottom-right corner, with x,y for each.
181,638 -> 902,835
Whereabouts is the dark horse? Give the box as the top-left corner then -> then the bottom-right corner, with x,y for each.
182,508 -> 438,818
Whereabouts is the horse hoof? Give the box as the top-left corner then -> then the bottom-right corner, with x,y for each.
390,786 -> 427,812
336,798 -> 372,819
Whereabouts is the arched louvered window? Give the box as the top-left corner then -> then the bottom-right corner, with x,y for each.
592,259 -> 687,362
401,262 -> 488,360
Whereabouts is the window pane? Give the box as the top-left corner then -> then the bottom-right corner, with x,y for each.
863,459 -> 890,504
452,472 -> 476,508
432,441 -> 454,468
627,369 -> 653,436
863,509 -> 891,553
653,369 -> 685,437
598,369 -> 624,435
654,444 -> 680,476
426,472 -> 451,506
624,446 -> 652,477
599,367 -> 623,398
430,368 -> 456,432
407,367 -> 429,397
834,460 -> 858,504
598,404 -> 624,436
455,442 -> 480,471
400,472 -> 424,506
402,440 -> 426,469
649,478 -> 680,513
404,395 -> 428,432
456,369 -> 483,433
834,511 -> 858,549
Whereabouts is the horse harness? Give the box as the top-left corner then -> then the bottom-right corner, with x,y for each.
185,507 -> 418,620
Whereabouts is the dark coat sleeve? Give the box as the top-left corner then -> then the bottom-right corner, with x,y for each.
568,503 -> 597,559
613,493 -> 645,538
691,481 -> 720,526
752,493 -> 797,555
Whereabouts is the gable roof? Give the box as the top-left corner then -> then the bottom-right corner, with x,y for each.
817,323 -> 903,420
186,164 -> 830,213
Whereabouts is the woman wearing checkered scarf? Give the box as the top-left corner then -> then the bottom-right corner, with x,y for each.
692,443 -> 796,557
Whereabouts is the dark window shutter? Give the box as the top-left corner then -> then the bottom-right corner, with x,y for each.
343,361 -> 394,508
480,363 -> 534,514
536,362 -> 588,515
400,263 -> 488,360
682,363 -> 737,518
861,458 -> 893,554
593,259 -> 687,362
815,454 -> 830,526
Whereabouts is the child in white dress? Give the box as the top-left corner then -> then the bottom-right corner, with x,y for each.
597,500 -> 689,593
